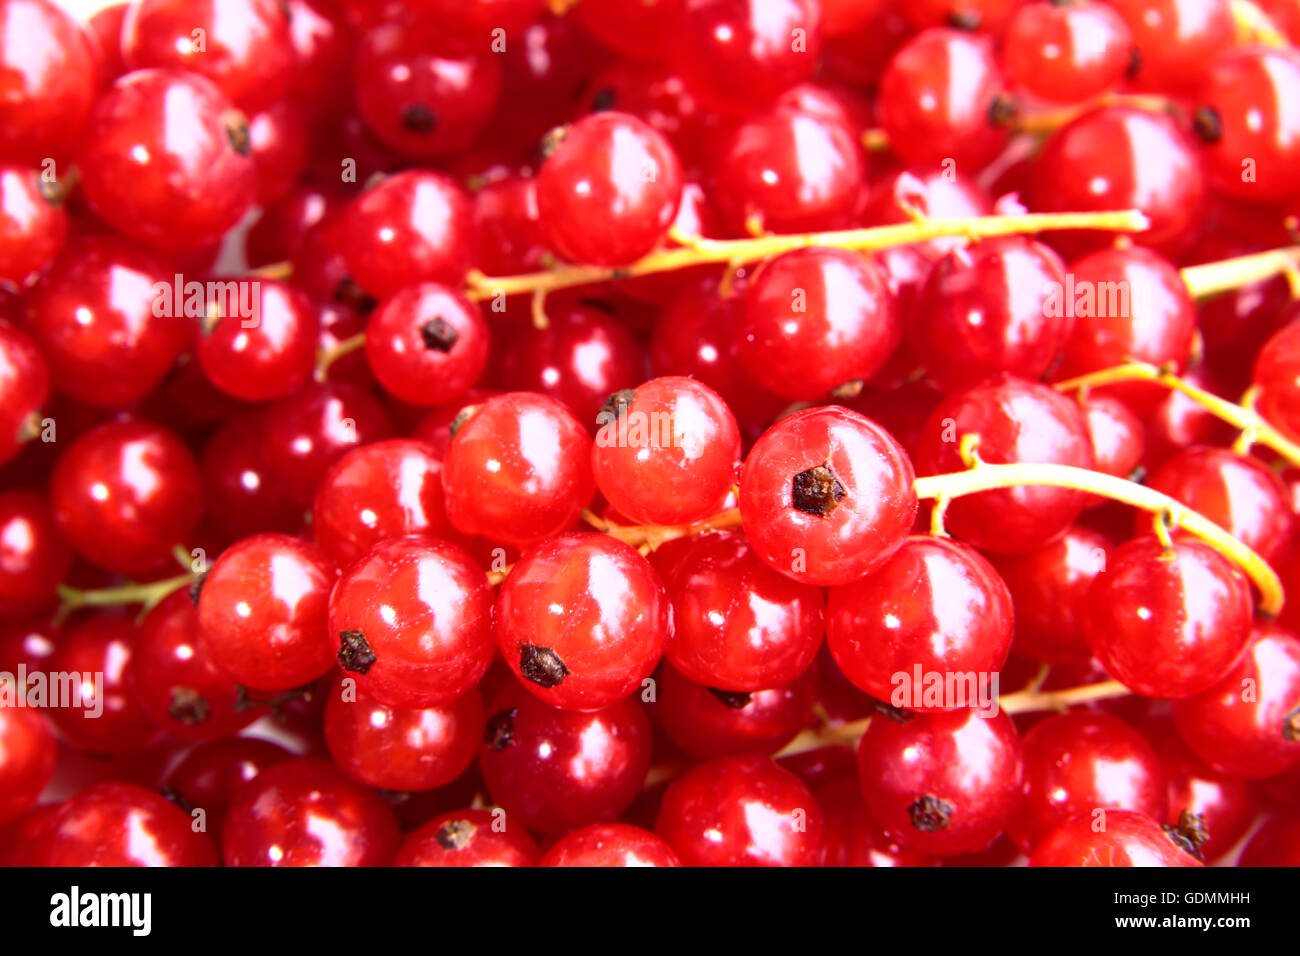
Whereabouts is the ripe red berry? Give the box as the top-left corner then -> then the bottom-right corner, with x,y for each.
163,737 -> 291,841
196,279 -> 319,402
1003,1 -> 1134,104
0,703 -> 56,826
0,320 -> 48,465
1108,0 -> 1234,93
0,491 -> 68,614
540,823 -> 682,867
1239,814 -> 1300,866
0,164 -> 67,284
395,808 -> 540,867
363,283 -> 489,406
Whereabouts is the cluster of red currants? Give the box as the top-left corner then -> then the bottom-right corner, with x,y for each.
2,0 -> 1300,869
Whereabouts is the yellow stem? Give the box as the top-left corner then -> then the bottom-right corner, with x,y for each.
56,571 -> 199,624
248,260 -> 293,281
582,507 -> 743,551
1053,360 -> 1300,469
314,332 -> 367,383
914,462 -> 1283,615
1181,246 -> 1300,299
1231,0 -> 1288,45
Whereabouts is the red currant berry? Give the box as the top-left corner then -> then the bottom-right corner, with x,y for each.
164,737 -> 291,841
196,279 -> 318,403
1029,809 -> 1203,867
1252,319 -> 1300,444
329,535 -> 494,709
815,775 -> 938,868
395,807 -> 540,867
0,320 -> 48,465
1108,0 -> 1234,93
364,283 -> 489,406
1003,1 -> 1134,104
0,703 -> 55,826
197,533 -> 337,692
574,0 -> 684,62
474,174 -> 550,276
1080,394 -> 1145,490
0,491 -> 68,614
200,412 -> 302,543
1239,814 -> 1300,866
541,823 -> 683,867
0,163 -> 67,284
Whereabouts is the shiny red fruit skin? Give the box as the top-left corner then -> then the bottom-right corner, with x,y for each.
163,737 -> 291,841
1002,1 -> 1133,103
196,279 -> 318,402
328,535 -> 494,709
130,590 -> 259,742
1009,712 -> 1167,855
660,531 -> 822,692
313,438 -> 450,568
324,680 -> 483,792
592,376 -> 741,527
856,708 -> 1024,857
537,111 -> 683,267
0,0 -> 98,162
1108,0 -> 1234,93
540,823 -> 683,867
988,525 -> 1110,664
1253,319 -> 1300,444
494,532 -> 669,711
1080,395 -> 1145,492
1173,624 -> 1300,778
739,406 -> 918,587
396,807 -> 540,867
1086,536 -> 1254,699
739,247 -> 899,402
1029,809 -> 1203,867
915,375 -> 1095,554
29,782 -> 216,866
197,533 -> 337,692
123,0 -> 293,113
77,69 -> 257,250
0,490 -> 68,613
815,776 -> 938,868
50,420 -> 202,576
0,163 -> 66,283
222,758 -> 400,866
655,754 -> 825,866
0,703 -> 55,825
1239,814 -> 1300,866
479,681 -> 652,834
827,535 -> 1014,709
0,320 -> 48,465
24,236 -> 189,408
441,393 -> 594,548
364,283 -> 489,406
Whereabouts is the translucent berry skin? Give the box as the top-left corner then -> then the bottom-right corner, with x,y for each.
712,105 -> 863,236
540,823 -> 683,867
660,531 -> 822,692
0,0 -> 97,162
537,111 -> 683,267
987,526 -> 1109,664
1253,320 -> 1300,444
222,758 -> 400,867
1087,536 -> 1254,700
1009,712 -> 1166,855
1003,1 -> 1133,104
123,0 -> 293,113
815,776 -> 938,868
739,248 -> 900,401
197,533 -> 337,692
441,393 -> 594,548
860,168 -> 993,261
827,535 -> 1014,709
592,377 -> 741,527
196,279 -> 319,403
201,412 -> 302,543
739,406 -> 918,587
499,302 -> 645,429
328,535 -> 494,709
1029,809 -> 1203,867
1080,395 -> 1145,490
1239,814 -> 1300,866
51,420 -> 202,576
28,783 -> 216,867
341,170 -> 476,301
352,19 -> 502,160
164,737 -> 291,841
1142,446 -> 1292,562
1172,625 -> 1300,778
915,375 -> 1095,554
856,709 -> 1023,857
676,0 -> 821,115
1196,48 -> 1300,202
46,616 -> 165,754
130,590 -> 258,742
1108,0 -> 1234,94
877,29 -> 1010,170
0,164 -> 66,283
655,754 -> 825,866
1031,107 -> 1206,257
363,283 -> 489,406
494,532 -> 669,711
0,491 -> 68,614
474,174 -> 549,276
652,660 -> 816,759
313,439 -> 451,568
77,69 -> 257,250
0,319 -> 48,465
908,237 -> 1071,392
24,236 -> 189,408
479,681 -> 652,833
0,703 -> 55,825
324,682 -> 483,792
396,807 -> 540,867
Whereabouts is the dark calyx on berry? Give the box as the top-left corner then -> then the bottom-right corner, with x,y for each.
169,687 -> 211,726
338,629 -> 377,673
334,277 -> 379,314
1284,705 -> 1300,742
600,388 -> 637,424
436,819 -> 476,851
401,103 -> 438,134
1192,106 -> 1223,144
448,404 -> 481,438
946,9 -> 982,30
707,687 -> 752,709
591,88 -> 617,112
519,643 -> 570,687
908,794 -> 955,831
485,708 -> 516,749
224,112 -> 252,156
792,464 -> 848,517
1163,810 -> 1210,862
987,94 -> 1018,128
420,316 -> 459,352
188,569 -> 209,606
872,699 -> 915,724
